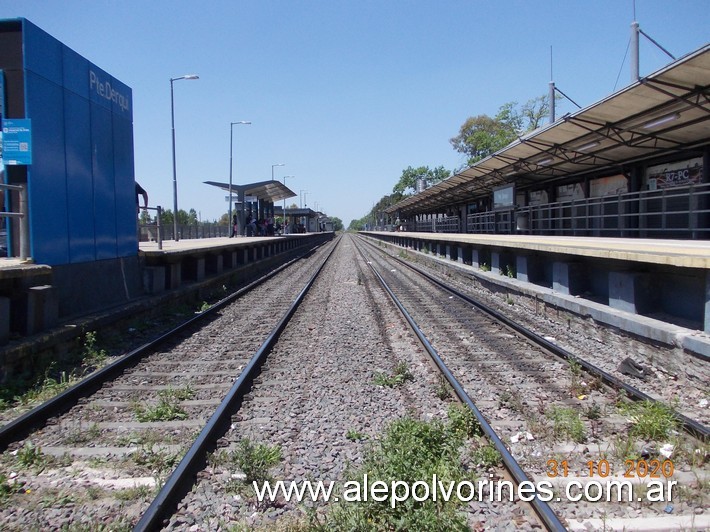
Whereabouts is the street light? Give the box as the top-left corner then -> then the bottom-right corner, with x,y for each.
170,73 -> 199,241
229,121 -> 252,236
300,190 -> 309,208
271,163 -> 285,181
282,175 -> 294,233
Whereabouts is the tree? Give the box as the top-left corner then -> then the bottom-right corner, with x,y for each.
139,209 -> 152,224
330,217 -> 344,231
393,165 -> 451,195
450,95 -> 551,166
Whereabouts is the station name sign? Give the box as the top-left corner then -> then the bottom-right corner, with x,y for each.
89,70 -> 130,112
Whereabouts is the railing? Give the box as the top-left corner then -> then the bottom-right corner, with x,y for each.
139,206 -> 163,250
139,213 -> 231,246
415,216 -> 461,233
0,183 -> 30,260
458,183 -> 710,239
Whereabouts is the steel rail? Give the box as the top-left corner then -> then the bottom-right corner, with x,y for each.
0,241 -> 328,451
353,238 -> 566,532
134,236 -> 341,531
362,235 -> 710,442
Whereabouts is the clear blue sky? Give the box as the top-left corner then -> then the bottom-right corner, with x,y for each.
2,1 -> 708,225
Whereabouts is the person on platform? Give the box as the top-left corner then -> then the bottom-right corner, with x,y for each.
135,182 -> 148,213
135,182 -> 148,244
231,214 -> 238,238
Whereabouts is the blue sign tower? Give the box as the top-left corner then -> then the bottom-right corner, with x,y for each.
0,18 -> 142,317
0,18 -> 136,266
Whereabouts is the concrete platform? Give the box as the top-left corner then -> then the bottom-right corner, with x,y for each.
364,231 -> 710,347
367,232 -> 710,268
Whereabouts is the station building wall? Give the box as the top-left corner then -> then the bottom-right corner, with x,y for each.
0,18 -> 136,266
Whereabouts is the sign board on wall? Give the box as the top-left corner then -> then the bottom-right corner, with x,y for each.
590,174 -> 628,197
556,182 -> 585,201
646,157 -> 703,190
493,184 -> 514,209
1,119 -> 32,165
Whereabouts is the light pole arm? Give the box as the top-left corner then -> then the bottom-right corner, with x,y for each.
170,79 -> 179,241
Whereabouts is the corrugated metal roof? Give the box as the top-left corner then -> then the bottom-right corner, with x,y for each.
204,179 -> 296,203
387,44 -> 710,215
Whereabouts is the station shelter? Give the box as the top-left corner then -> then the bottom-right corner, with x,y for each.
385,44 -> 710,240
284,208 -> 322,233
203,180 -> 296,235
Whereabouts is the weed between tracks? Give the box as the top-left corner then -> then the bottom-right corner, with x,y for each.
372,360 -> 414,388
222,408 -> 502,530
131,385 -> 195,422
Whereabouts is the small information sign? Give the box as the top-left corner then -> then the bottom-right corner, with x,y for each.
2,119 -> 33,165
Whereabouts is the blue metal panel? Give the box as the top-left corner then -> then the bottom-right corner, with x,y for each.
22,20 -> 62,86
88,65 -> 113,111
113,116 -> 137,256
91,102 -> 117,259
64,91 -> 95,263
24,70 -> 69,265
62,46 -> 89,100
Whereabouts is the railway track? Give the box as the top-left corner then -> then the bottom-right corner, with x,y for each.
355,234 -> 709,530
0,237 -> 338,530
0,232 -> 706,530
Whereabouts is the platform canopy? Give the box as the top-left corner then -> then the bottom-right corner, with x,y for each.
204,179 -> 296,203
387,43 -> 710,216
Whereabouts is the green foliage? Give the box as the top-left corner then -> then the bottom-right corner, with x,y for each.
18,366 -> 74,405
619,400 -> 679,440
471,442 -> 502,469
82,331 -> 107,371
547,406 -> 586,443
132,445 -> 180,487
232,439 -> 282,484
346,429 -> 368,442
330,216 -> 344,231
133,387 -> 191,422
450,96 -> 550,166
392,165 -> 451,195
434,375 -> 452,400
323,417 -> 469,530
16,441 -> 45,469
447,403 -> 482,438
0,473 -> 17,501
373,361 -> 414,387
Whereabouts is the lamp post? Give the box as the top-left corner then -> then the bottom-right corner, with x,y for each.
170,73 -> 199,241
229,121 -> 251,236
300,190 -> 308,208
282,175 -> 294,233
271,163 -> 285,181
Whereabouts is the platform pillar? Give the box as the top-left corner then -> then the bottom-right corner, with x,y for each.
143,267 -> 166,295
517,254 -> 542,284
552,261 -> 585,295
492,251 -> 501,274
471,248 -> 480,269
206,254 -> 223,275
225,250 -> 237,268
609,271 -> 654,314
24,285 -> 58,335
167,262 -> 182,289
0,297 -> 9,345
705,271 -> 710,334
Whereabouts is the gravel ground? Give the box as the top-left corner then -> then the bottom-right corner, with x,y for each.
356,235 -> 708,529
371,237 -> 710,427
168,233 -> 536,530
